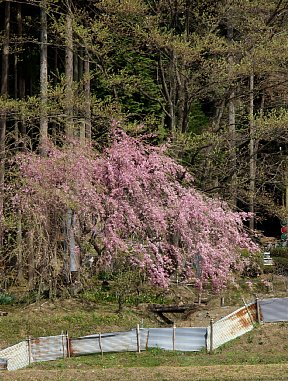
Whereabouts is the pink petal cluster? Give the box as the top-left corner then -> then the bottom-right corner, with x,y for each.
11,129 -> 258,289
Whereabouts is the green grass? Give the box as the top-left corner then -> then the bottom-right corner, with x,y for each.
0,299 -> 147,347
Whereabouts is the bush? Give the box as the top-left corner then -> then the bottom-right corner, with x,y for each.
263,265 -> 274,274
272,257 -> 288,274
270,247 -> 288,258
0,293 -> 14,305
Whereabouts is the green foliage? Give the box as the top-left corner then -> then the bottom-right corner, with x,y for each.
241,250 -> 262,277
270,247 -> 288,258
187,102 -> 209,134
263,265 -> 275,274
81,288 -> 167,307
272,257 -> 288,273
0,293 -> 14,305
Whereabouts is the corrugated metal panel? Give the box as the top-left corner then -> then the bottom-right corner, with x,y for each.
207,302 -> 256,350
0,358 -> 8,370
175,328 -> 207,351
71,328 -> 206,354
260,298 -> 288,322
144,328 -> 173,351
146,328 -> 207,352
0,341 -> 29,370
70,330 -> 148,356
31,335 -> 67,362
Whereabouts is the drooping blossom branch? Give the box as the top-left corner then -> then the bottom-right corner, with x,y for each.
10,128 -> 258,289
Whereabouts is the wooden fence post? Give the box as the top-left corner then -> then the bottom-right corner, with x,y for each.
145,329 -> 150,351
209,319 -> 214,353
66,331 -> 71,358
136,324 -> 141,353
99,332 -> 103,357
220,296 -> 225,307
172,323 -> 176,351
256,297 -> 261,324
27,336 -> 32,365
61,331 -> 66,359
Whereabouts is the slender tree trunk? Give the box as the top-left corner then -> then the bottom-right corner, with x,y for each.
249,73 -> 256,230
65,1 -> 74,138
170,51 -> 177,132
64,1 -> 78,282
227,25 -> 237,209
228,89 -> 237,208
14,3 -> 25,281
28,231 -> 34,289
0,0 -> 10,247
39,0 -> 48,154
17,3 -> 26,150
159,55 -> 175,131
285,156 -> 288,213
84,48 -> 91,142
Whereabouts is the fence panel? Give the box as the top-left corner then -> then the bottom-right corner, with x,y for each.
146,328 -> 206,352
260,298 -> 288,322
30,335 -> 67,362
70,330 -> 149,356
207,302 -> 257,350
4,297 -> 288,371
0,341 -> 29,370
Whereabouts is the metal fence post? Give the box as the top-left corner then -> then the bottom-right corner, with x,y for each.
209,319 -> 214,353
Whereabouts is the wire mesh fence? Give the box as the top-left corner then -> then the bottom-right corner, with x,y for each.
1,297 -> 288,371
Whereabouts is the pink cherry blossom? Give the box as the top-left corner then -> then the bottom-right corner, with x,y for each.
9,128 -> 258,289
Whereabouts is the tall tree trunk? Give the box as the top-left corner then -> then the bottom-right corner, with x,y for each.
249,73 -> 256,230
227,24 -> 237,209
65,1 -> 78,282
84,48 -> 91,142
285,156 -> 288,215
159,55 -> 176,131
65,0 -> 74,138
16,2 -> 26,149
0,0 -> 10,247
39,0 -> 48,154
14,3 -> 25,282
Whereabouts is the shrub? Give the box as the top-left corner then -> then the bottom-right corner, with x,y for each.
272,257 -> 288,274
270,247 -> 288,258
0,293 -> 14,305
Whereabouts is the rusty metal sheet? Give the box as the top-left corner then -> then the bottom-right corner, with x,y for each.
30,335 -> 67,362
0,341 -> 29,370
207,302 -> 257,350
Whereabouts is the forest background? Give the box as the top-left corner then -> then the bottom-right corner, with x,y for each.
0,0 -> 288,301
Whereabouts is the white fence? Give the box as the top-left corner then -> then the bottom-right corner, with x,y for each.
0,297 -> 287,371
